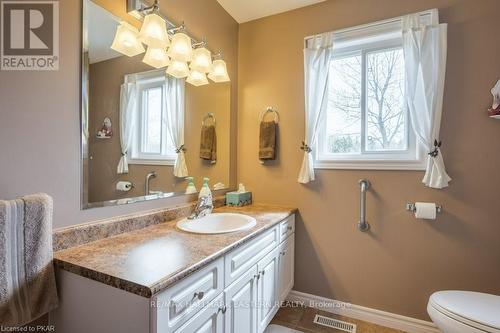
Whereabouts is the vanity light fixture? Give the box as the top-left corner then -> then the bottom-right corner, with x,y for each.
166,60 -> 190,79
138,3 -> 170,48
190,43 -> 212,73
142,47 -> 170,68
168,28 -> 193,62
110,22 -> 145,57
208,53 -> 230,82
186,69 -> 209,86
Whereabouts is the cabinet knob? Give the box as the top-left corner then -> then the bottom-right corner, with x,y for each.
254,274 -> 260,280
218,306 -> 227,314
287,226 -> 292,231
260,270 -> 265,276
280,251 -> 286,256
194,292 -> 204,300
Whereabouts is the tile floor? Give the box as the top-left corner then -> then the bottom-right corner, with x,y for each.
269,302 -> 407,333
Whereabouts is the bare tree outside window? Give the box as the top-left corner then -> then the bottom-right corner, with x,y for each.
325,48 -> 407,154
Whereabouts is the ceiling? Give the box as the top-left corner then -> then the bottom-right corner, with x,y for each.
216,0 -> 326,23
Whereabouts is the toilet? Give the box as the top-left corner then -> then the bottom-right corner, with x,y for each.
428,291 -> 500,333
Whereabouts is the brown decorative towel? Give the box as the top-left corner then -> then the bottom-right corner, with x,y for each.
259,121 -> 277,160
0,193 -> 58,327
200,125 -> 217,162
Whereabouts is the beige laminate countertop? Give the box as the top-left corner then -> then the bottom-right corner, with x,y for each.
54,204 -> 296,298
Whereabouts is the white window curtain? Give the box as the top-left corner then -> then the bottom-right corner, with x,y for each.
403,11 -> 451,189
117,82 -> 138,174
164,77 -> 188,178
298,32 -> 334,184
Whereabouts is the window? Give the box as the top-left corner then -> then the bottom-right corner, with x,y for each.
128,71 -> 177,165
314,19 -> 427,170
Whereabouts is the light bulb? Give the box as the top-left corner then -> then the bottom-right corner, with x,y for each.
110,22 -> 145,57
208,59 -> 230,82
139,13 -> 170,48
168,32 -> 193,62
142,47 -> 170,68
186,69 -> 209,86
166,60 -> 190,79
190,47 -> 212,73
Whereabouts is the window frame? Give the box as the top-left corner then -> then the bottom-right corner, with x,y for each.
307,11 -> 434,171
127,70 -> 178,166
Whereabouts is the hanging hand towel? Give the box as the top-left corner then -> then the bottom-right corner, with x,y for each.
259,121 -> 277,160
200,124 -> 217,162
0,193 -> 58,327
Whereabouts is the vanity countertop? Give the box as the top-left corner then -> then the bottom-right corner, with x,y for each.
53,204 -> 297,298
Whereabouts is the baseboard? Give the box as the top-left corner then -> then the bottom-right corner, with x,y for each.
286,290 -> 440,333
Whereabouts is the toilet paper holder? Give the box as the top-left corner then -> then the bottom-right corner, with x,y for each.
405,202 -> 442,213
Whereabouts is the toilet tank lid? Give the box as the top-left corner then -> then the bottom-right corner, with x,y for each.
430,291 -> 500,330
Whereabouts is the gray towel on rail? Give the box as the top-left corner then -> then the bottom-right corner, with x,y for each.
0,193 -> 58,327
200,124 -> 217,162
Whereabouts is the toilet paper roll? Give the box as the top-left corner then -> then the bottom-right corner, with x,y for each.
116,181 -> 133,192
414,202 -> 437,220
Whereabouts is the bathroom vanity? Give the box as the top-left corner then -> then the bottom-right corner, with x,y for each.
51,205 -> 296,333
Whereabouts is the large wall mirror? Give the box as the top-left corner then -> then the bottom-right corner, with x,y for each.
82,0 -> 232,208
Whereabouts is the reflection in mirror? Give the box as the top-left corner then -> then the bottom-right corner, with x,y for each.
82,0 -> 231,208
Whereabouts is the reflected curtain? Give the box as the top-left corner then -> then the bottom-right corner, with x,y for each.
403,12 -> 451,189
298,32 -> 334,184
164,77 -> 188,178
117,82 -> 137,174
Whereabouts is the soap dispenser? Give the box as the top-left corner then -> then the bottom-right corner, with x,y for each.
199,177 -> 213,208
185,177 -> 197,194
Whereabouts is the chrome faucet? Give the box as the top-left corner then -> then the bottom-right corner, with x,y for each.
189,196 -> 213,220
145,171 -> 157,195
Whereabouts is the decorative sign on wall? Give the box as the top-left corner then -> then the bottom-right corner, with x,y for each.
96,117 -> 113,139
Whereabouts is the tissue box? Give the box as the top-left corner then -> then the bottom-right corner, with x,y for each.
226,191 -> 252,206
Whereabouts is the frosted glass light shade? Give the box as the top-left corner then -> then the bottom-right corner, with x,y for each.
208,59 -> 230,82
168,32 -> 193,62
190,47 -> 212,73
143,47 -> 170,68
139,13 -> 170,48
186,70 -> 209,86
111,22 -> 145,57
166,60 -> 190,79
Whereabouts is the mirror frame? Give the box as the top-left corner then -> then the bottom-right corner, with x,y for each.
79,0 -> 235,209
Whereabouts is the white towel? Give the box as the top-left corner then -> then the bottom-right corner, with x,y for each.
0,193 -> 58,327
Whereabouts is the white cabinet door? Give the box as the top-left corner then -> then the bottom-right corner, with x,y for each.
173,294 -> 224,333
224,265 -> 259,333
256,247 -> 279,333
277,234 -> 294,303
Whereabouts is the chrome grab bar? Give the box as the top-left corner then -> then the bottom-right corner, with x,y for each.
358,179 -> 370,232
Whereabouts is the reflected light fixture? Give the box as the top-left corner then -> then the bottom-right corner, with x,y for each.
139,11 -> 170,48
208,56 -> 230,82
168,29 -> 193,62
142,47 -> 170,68
166,60 -> 190,79
110,22 -> 145,57
186,69 -> 209,86
190,45 -> 212,73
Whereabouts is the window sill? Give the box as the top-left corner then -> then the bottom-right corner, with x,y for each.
314,159 -> 426,171
128,158 -> 175,166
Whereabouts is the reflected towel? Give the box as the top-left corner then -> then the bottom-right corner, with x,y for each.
0,194 -> 58,327
259,121 -> 277,160
200,125 -> 217,162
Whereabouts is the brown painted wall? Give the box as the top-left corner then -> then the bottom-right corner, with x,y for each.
0,0 -> 238,228
238,0 -> 500,320
88,55 -> 230,203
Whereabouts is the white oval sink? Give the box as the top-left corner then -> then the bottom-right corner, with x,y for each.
177,213 -> 257,234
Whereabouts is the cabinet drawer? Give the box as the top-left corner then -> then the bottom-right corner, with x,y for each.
155,257 -> 224,332
224,226 -> 279,287
279,215 -> 295,243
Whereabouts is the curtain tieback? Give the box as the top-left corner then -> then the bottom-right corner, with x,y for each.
121,152 -> 127,156
300,141 -> 312,153
176,145 -> 186,154
428,139 -> 442,158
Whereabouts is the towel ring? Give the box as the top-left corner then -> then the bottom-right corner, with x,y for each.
259,107 -> 280,123
202,112 -> 216,126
